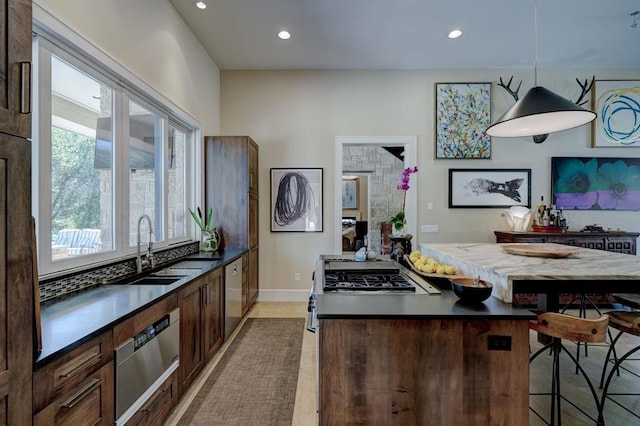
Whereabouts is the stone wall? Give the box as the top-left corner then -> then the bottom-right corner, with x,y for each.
342,145 -> 404,253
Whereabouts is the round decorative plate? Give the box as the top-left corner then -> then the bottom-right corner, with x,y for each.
500,243 -> 577,258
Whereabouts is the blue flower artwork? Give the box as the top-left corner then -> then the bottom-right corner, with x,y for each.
552,157 -> 640,211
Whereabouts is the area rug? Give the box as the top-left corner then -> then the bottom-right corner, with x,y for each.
178,318 -> 305,425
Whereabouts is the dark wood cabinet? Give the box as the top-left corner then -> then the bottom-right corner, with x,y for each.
1,1 -> 33,424
33,332 -> 114,426
203,268 -> 224,361
0,0 -> 32,139
124,371 -> 178,426
1,135 -> 33,425
178,268 -> 223,396
494,230 -> 639,255
205,136 -> 259,312
319,319 -> 530,425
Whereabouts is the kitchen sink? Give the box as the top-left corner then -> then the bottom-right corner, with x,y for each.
130,276 -> 186,285
152,268 -> 202,276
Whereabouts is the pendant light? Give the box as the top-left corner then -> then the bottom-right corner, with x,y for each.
486,0 -> 596,138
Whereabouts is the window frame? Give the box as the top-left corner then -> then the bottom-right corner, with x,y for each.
33,28 -> 202,278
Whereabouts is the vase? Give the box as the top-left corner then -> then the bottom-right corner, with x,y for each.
392,224 -> 407,237
201,229 -> 220,252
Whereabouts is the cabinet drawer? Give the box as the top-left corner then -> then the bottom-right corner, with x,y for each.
125,371 -> 177,426
34,332 -> 113,412
34,361 -> 114,426
113,294 -> 178,347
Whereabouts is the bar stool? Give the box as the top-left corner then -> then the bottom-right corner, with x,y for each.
597,294 -> 640,425
529,312 -> 609,425
560,293 -> 609,373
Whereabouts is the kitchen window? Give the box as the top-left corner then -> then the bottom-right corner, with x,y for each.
33,33 -> 199,276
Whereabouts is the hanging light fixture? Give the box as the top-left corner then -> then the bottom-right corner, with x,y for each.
486,0 -> 596,138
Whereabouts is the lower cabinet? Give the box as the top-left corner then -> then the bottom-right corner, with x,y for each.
178,267 -> 224,396
124,371 -> 178,426
242,253 -> 249,315
248,247 -> 259,306
33,332 -> 114,426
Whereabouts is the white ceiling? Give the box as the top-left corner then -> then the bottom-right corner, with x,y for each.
169,0 -> 640,71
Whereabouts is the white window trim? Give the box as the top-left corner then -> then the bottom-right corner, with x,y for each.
33,6 -> 203,277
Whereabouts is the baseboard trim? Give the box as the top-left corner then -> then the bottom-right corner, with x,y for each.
257,289 -> 310,302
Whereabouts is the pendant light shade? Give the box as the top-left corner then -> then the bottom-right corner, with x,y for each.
486,86 -> 596,138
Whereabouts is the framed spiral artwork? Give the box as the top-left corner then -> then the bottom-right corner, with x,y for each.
591,80 -> 640,148
270,168 -> 323,232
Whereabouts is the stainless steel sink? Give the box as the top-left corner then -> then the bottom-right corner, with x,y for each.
152,268 -> 202,276
130,276 -> 185,285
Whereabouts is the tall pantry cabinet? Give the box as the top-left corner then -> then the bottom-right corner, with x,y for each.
205,136 -> 259,313
1,0 -> 34,424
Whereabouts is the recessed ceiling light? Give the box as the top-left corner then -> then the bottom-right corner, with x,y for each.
278,30 -> 291,40
448,29 -> 463,39
196,1 -> 207,10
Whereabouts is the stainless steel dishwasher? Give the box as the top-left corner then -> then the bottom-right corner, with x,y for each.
225,258 -> 243,340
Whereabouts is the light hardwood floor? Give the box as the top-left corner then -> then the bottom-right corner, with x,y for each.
169,303 -> 640,426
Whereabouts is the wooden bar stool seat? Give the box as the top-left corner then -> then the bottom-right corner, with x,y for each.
597,309 -> 640,425
560,293 -> 610,373
529,312 -> 609,425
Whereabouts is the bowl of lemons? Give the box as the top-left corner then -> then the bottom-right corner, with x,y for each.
406,251 -> 458,276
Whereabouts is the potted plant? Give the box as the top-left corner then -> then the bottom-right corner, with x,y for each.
189,207 -> 221,252
388,166 -> 418,236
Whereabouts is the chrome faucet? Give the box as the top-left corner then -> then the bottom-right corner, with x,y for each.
136,214 -> 155,273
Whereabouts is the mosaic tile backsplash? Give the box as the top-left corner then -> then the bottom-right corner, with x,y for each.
39,242 -> 200,303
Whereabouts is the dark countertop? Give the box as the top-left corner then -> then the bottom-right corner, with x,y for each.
316,291 -> 536,320
36,248 -> 245,368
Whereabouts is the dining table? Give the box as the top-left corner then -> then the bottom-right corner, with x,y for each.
418,242 -> 640,313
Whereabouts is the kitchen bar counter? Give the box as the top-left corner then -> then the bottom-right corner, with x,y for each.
419,243 -> 640,305
36,248 -> 245,367
314,255 -> 534,425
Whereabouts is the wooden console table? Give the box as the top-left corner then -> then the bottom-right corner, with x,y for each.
494,230 -> 639,306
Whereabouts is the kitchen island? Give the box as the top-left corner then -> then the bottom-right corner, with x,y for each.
418,243 -> 640,311
314,257 -> 535,426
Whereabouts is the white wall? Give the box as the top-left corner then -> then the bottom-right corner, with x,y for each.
221,68 -> 640,297
35,0 -> 221,135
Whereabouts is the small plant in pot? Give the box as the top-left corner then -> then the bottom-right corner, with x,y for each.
189,207 -> 221,253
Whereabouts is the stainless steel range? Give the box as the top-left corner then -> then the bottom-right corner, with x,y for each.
307,257 -> 441,333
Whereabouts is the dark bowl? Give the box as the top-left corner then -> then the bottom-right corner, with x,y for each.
450,278 -> 493,304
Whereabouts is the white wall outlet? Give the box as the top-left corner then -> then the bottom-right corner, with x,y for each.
294,272 -> 301,281
422,225 -> 439,233
427,202 -> 433,210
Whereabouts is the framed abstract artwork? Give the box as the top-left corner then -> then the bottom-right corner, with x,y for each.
591,80 -> 640,147
448,168 -> 531,208
551,157 -> 640,211
270,168 -> 323,232
342,178 -> 358,209
435,82 -> 491,159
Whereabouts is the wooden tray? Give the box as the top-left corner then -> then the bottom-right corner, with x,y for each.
403,255 -> 467,280
500,243 -> 577,258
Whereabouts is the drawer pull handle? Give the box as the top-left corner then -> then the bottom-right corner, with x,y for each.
20,61 -> 31,114
142,386 -> 167,413
61,378 -> 102,409
59,352 -> 102,378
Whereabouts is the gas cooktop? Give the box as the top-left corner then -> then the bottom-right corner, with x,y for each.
324,272 -> 416,292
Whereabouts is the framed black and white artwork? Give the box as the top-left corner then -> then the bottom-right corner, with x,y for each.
448,168 -> 531,208
270,168 -> 323,232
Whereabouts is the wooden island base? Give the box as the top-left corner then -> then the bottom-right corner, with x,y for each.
319,318 -> 530,426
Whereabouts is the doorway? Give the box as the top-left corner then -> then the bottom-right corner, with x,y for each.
334,136 -> 418,254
